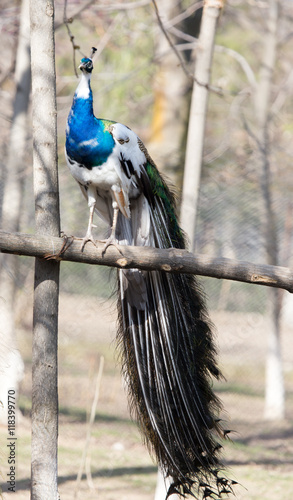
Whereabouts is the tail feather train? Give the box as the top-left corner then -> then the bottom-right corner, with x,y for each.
115,161 -> 233,498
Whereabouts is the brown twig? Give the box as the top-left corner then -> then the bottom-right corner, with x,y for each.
56,0 -> 151,31
151,0 -> 224,96
63,0 -> 80,77
151,0 -> 193,80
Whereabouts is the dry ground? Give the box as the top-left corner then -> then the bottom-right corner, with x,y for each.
1,292 -> 293,499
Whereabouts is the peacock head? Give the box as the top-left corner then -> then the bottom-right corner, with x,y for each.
79,47 -> 97,74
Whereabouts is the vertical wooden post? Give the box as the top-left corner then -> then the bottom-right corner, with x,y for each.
30,0 -> 60,498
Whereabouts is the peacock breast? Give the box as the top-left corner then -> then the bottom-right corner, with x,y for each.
66,114 -> 115,169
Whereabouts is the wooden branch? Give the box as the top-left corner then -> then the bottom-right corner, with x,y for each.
0,231 -> 292,293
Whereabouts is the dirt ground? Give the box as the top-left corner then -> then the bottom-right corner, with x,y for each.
1,292 -> 293,499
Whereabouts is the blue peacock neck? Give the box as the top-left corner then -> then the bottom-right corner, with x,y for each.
66,71 -> 115,168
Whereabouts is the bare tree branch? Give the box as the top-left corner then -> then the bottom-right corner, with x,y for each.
271,66 -> 293,115
151,0 -> 225,95
164,1 -> 204,29
56,0 -> 151,29
151,0 -> 191,78
62,1 -> 126,76
78,0 -> 151,14
63,0 -> 80,77
168,29 -> 257,90
94,12 -> 124,59
0,231 -> 292,293
214,44 -> 257,88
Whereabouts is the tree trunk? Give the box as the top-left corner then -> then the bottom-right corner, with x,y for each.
0,0 -> 30,425
180,0 -> 223,250
253,0 -> 284,420
149,0 -> 188,185
30,0 -> 60,498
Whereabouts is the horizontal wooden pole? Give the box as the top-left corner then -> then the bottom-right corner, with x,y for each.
0,230 -> 292,292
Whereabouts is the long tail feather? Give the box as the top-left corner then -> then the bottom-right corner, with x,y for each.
115,161 -> 234,499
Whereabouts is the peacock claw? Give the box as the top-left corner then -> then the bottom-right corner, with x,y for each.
80,233 -> 97,252
100,236 -> 124,257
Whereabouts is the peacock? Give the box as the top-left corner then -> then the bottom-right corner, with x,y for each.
65,48 -> 234,499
